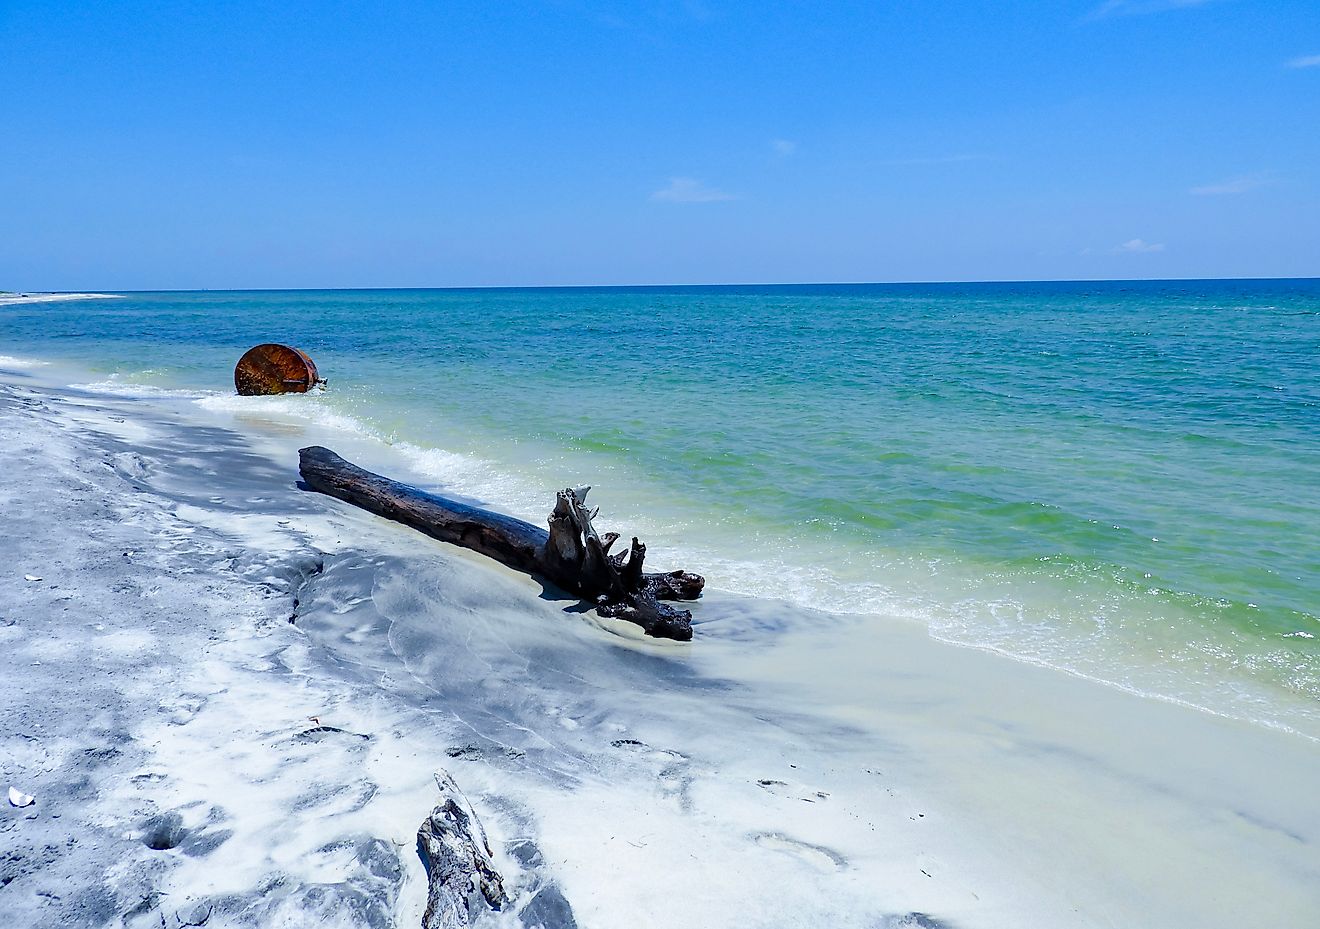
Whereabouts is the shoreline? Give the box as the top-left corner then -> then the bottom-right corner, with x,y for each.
2,368 -> 1318,928
0,293 -> 121,306
18,348 -> 1316,745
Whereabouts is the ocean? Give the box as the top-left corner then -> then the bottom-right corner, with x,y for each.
4,280 -> 1318,738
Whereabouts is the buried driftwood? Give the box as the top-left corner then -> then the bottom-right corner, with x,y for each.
419,772 -> 581,929
298,446 -> 704,640
418,772 -> 507,929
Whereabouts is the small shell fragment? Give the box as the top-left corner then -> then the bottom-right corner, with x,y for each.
8,786 -> 35,807
24,575 -> 41,582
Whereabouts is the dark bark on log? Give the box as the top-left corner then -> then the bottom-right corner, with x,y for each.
298,446 -> 704,640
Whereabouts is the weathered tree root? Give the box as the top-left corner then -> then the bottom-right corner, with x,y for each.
298,446 -> 704,640
418,771 -> 508,929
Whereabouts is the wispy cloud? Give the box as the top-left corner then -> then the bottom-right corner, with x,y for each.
1114,238 -> 1166,254
1190,172 -> 1273,195
1285,54 -> 1320,69
771,139 -> 797,156
650,177 -> 735,203
1087,0 -> 1214,20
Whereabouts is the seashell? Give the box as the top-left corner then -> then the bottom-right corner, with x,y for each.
8,786 -> 35,807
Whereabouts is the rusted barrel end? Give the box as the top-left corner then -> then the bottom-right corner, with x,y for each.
234,344 -> 321,396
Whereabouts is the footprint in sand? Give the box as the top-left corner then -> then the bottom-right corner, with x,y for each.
610,738 -> 695,810
876,914 -> 956,929
657,760 -> 695,811
751,831 -> 847,872
609,737 -> 686,766
109,451 -> 150,481
755,778 -> 830,803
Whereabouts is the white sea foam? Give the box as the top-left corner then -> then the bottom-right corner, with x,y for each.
194,391 -> 380,437
0,355 -> 51,369
187,387 -> 913,629
0,292 -> 121,306
72,379 -> 217,400
389,439 -> 945,626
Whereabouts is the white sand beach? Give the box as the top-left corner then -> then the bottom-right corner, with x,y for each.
0,293 -> 120,307
2,362 -> 1318,929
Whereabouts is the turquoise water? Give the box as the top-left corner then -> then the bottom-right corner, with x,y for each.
4,282 -> 1318,735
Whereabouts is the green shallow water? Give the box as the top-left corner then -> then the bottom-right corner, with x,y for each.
4,281 -> 1318,734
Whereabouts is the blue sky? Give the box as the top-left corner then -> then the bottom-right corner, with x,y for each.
2,0 -> 1317,288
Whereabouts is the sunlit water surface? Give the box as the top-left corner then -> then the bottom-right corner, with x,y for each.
4,281 -> 1317,736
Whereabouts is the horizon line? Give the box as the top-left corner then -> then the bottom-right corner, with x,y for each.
27,274 -> 1320,294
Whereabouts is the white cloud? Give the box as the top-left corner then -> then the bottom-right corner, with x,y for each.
1285,54 -> 1320,69
1190,172 -> 1272,195
650,177 -> 735,203
771,139 -> 797,156
1087,0 -> 1213,19
1114,238 -> 1166,254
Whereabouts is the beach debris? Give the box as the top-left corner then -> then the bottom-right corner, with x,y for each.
23,574 -> 42,582
8,786 -> 35,807
418,770 -> 507,929
298,446 -> 705,640
445,745 -> 525,761
294,725 -> 371,743
233,343 -> 323,396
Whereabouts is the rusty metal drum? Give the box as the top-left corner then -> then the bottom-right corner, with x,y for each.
233,344 -> 320,395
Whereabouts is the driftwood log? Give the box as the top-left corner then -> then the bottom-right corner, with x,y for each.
298,446 -> 704,640
418,771 -> 507,929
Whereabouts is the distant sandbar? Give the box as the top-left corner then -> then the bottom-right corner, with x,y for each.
0,292 -> 121,306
